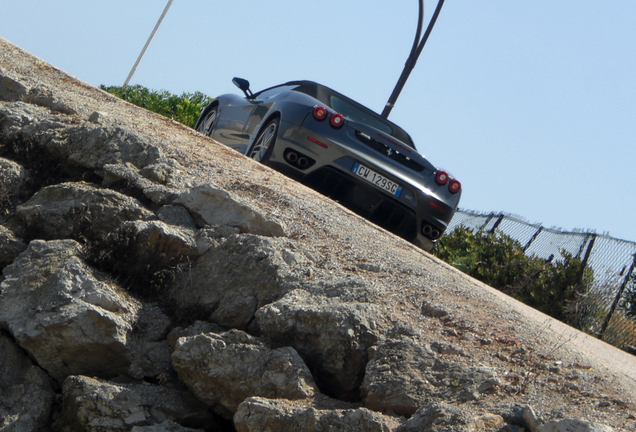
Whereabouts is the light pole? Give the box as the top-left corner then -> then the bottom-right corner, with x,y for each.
381,0 -> 446,119
124,0 -> 174,86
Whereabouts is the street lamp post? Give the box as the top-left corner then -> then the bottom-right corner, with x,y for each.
381,0 -> 446,119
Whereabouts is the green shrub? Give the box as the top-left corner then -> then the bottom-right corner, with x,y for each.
100,84 -> 212,128
434,226 -> 593,322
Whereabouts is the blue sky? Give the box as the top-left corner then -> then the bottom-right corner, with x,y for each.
3,1 -> 635,242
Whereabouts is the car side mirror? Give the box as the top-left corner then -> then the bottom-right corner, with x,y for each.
232,77 -> 254,99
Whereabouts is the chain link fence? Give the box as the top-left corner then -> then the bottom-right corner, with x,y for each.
447,209 -> 636,351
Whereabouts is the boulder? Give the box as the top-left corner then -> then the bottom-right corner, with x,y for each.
157,204 -> 197,230
234,396 -> 403,432
0,331 -> 55,432
395,402 -> 504,432
0,239 -> 140,382
130,421 -> 204,432
0,156 -> 29,207
171,329 -> 318,419
100,162 -> 181,206
49,124 -> 164,171
15,181 -> 156,241
537,419 -> 615,432
254,288 -> 384,401
26,84 -> 76,114
175,183 -> 286,237
126,303 -> 174,380
0,67 -> 29,101
104,220 -> 199,284
362,337 -> 438,416
362,336 -> 499,416
59,375 -> 214,432
169,234 -> 311,329
0,224 -> 26,268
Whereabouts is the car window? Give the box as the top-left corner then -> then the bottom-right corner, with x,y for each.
329,96 -> 393,135
255,85 -> 299,100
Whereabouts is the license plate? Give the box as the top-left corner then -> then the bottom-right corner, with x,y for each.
352,162 -> 403,197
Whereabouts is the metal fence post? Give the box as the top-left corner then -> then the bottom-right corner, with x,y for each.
489,214 -> 504,234
575,234 -> 596,286
598,254 -> 636,339
523,227 -> 543,252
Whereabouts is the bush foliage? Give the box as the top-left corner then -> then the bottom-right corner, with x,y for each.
100,84 -> 212,128
620,273 -> 636,319
434,226 -> 593,323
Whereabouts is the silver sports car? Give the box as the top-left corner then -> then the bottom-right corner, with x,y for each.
195,78 -> 461,251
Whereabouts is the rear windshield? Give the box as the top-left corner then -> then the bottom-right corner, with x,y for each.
288,82 -> 416,148
329,96 -> 393,135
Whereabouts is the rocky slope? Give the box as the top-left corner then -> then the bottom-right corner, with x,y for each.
1,37 -> 635,431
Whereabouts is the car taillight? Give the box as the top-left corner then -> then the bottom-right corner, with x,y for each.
449,179 -> 461,194
330,113 -> 344,129
313,106 -> 328,121
435,170 -> 449,186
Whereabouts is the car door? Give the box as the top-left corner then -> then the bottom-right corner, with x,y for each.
241,86 -> 293,140
215,85 -> 294,154
213,97 -> 260,153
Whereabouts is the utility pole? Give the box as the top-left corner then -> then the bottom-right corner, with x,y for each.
124,0 -> 174,86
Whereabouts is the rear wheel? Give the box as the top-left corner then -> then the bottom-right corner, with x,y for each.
247,119 -> 279,163
198,106 -> 218,136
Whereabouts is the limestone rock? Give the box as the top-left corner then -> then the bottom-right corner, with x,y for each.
100,162 -> 180,205
0,101 -> 67,141
59,375 -> 213,432
0,331 -> 55,432
537,419 -> 614,432
111,220 -> 199,271
175,183 -> 286,237
169,234 -> 310,329
0,156 -> 29,206
51,124 -> 165,171
234,396 -> 403,432
166,320 -> 226,349
0,239 -> 140,382
157,205 -> 197,230
395,402 -> 474,432
171,329 -> 318,419
26,84 -> 76,114
0,67 -> 29,101
362,337 -> 438,416
362,336 -> 498,416
254,288 -> 383,401
131,421 -> 204,432
15,181 -> 156,242
0,224 -> 26,268
126,304 -> 174,380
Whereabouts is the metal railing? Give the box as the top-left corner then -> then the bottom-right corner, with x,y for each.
447,209 -> 636,350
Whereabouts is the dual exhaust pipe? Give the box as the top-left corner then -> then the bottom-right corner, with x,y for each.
284,149 -> 314,170
422,224 -> 441,240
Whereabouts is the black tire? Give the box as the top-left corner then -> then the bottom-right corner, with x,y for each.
247,118 -> 279,163
198,106 -> 218,136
